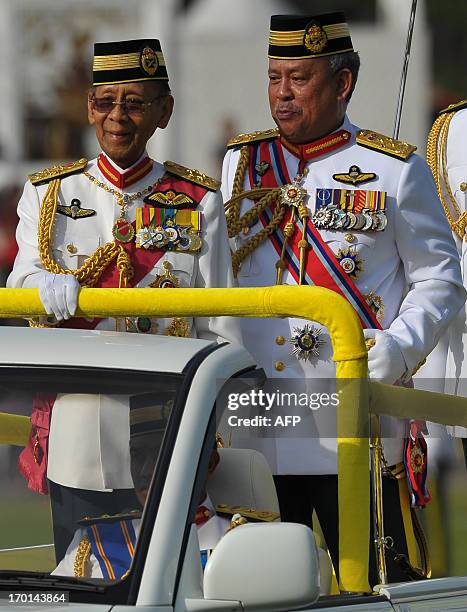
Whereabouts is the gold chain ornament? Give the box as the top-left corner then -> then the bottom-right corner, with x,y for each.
427,111 -> 467,239
84,171 -> 153,244
224,146 -> 285,277
224,146 -> 312,281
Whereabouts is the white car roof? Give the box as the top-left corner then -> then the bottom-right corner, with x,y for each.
0,327 -> 216,374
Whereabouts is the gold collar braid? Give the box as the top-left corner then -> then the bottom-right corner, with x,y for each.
224,146 -> 284,277
38,178 -> 134,288
427,112 -> 467,239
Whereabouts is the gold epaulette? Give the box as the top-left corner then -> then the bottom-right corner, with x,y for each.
438,99 -> 467,116
77,509 -> 142,526
164,160 -> 219,192
356,130 -> 417,161
215,504 -> 280,522
28,158 -> 88,186
227,128 -> 279,150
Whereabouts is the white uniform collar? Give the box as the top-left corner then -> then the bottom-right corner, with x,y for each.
100,151 -> 150,174
97,150 -> 154,190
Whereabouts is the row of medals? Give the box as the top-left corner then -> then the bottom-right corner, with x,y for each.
110,197 -> 199,336
136,219 -> 202,252
312,205 -> 387,232
114,215 -> 202,253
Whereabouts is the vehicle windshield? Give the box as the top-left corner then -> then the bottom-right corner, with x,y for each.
0,365 -> 183,582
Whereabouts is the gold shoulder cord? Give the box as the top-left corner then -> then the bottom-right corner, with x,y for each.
224,146 -> 284,277
427,112 -> 467,239
38,178 -> 134,288
74,536 -> 92,577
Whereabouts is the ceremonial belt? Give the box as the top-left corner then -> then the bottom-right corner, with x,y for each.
87,519 -> 137,580
249,139 -> 381,330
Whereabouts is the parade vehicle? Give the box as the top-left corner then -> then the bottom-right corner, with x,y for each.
1,286 -> 467,612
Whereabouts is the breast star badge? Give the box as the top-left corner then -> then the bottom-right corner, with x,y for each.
336,247 -> 363,280
289,324 -> 325,361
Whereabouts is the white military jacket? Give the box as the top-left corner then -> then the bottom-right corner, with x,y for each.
52,495 -> 230,579
424,102 -> 467,436
7,153 -> 240,490
221,115 -> 464,474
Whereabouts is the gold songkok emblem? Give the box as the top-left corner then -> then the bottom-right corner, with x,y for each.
303,23 -> 328,54
140,46 -> 158,75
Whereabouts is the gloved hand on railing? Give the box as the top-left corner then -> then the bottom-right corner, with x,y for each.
35,272 -> 80,321
363,328 -> 407,384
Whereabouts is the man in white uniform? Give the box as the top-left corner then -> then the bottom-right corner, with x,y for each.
221,12 -> 464,583
53,402 -> 233,578
7,38 -> 239,559
427,99 -> 467,465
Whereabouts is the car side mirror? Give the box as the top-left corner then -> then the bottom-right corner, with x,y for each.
203,522 -> 320,611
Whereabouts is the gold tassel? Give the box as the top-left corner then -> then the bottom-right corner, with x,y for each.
297,202 -> 309,285
276,210 -> 296,285
74,537 -> 91,577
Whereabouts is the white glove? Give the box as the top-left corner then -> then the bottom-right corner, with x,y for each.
363,329 -> 407,384
37,273 -> 80,321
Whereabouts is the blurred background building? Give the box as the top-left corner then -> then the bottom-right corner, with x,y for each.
0,0 -> 466,574
0,0 -> 464,182
1,0 -> 462,284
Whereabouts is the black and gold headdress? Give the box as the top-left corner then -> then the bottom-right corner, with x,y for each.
93,39 -> 168,86
129,393 -> 173,437
268,12 -> 353,59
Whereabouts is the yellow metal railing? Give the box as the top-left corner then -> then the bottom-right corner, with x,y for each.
3,286 -> 467,589
0,412 -> 30,446
0,285 -> 370,592
2,287 -> 467,592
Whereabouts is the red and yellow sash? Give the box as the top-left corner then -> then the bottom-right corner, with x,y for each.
64,174 -> 208,331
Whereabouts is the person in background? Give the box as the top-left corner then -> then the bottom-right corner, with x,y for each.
427,99 -> 467,466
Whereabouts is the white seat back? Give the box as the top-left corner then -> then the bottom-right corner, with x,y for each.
207,447 -> 280,513
208,447 -> 333,596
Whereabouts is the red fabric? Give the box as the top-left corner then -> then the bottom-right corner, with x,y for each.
18,393 -> 56,495
62,172 -> 207,332
60,238 -> 166,331
195,505 -> 212,526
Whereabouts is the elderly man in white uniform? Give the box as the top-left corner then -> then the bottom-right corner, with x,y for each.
7,38 -> 239,560
221,12 -> 464,583
427,99 -> 467,465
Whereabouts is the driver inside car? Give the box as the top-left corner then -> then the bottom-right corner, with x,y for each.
53,401 -> 241,578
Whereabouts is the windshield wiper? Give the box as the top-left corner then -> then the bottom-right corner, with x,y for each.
0,572 -> 106,592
